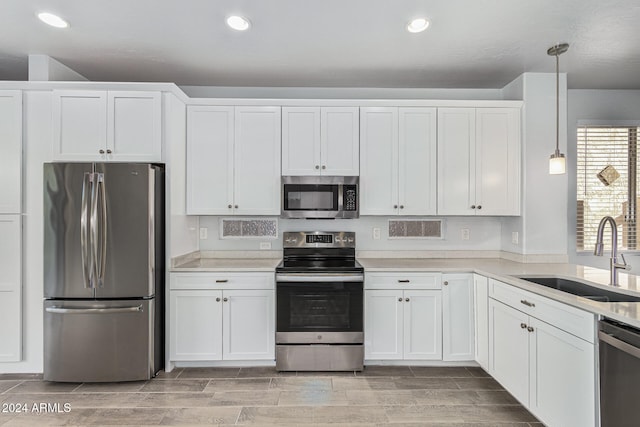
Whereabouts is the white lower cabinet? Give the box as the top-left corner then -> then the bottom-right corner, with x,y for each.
0,215 -> 21,362
489,280 -> 596,427
442,274 -> 475,361
170,273 -> 275,362
365,273 -> 442,361
473,274 -> 489,371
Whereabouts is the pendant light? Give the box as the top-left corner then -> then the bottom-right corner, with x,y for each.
547,43 -> 569,175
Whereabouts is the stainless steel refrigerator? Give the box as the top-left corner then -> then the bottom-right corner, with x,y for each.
43,162 -> 164,382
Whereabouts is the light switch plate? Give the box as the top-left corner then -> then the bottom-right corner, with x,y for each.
260,242 -> 272,250
512,231 -> 519,244
373,228 -> 381,240
199,227 -> 208,239
461,228 -> 470,241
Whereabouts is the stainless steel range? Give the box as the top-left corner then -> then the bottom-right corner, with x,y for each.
275,231 -> 364,371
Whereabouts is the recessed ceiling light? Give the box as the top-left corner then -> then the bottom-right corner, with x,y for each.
226,15 -> 250,31
37,12 -> 69,29
407,17 -> 429,33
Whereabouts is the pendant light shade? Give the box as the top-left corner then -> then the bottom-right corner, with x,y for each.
547,43 -> 569,175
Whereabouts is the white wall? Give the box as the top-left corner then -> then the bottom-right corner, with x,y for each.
568,89 -> 640,270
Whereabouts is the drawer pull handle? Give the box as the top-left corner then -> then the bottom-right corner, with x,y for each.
520,299 -> 535,307
398,279 -> 410,283
216,279 -> 228,283
527,326 -> 534,332
520,323 -> 527,329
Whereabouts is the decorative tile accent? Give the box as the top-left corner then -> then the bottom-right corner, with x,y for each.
220,218 -> 278,238
388,219 -> 443,239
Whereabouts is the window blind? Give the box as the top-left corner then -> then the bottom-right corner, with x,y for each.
576,126 -> 639,251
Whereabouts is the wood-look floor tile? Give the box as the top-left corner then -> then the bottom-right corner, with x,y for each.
278,390 -> 348,406
73,381 -> 147,393
295,371 -> 357,377
466,367 -> 492,378
159,407 -> 241,425
153,369 -> 183,379
138,392 -> 216,408
178,368 -> 240,379
204,378 -> 271,392
313,405 -> 388,423
392,377 -> 460,390
331,377 -> 397,391
1,408 -> 96,426
345,390 -> 417,405
140,379 -> 209,393
237,367 -> 292,378
356,366 -> 413,377
454,377 -> 504,390
1,392 -> 146,409
4,382 -> 81,394
0,382 -> 21,394
384,404 -> 537,424
409,366 -> 473,378
411,390 -> 519,406
212,390 -> 280,406
81,408 -> 167,425
237,405 -> 314,424
269,377 -> 332,391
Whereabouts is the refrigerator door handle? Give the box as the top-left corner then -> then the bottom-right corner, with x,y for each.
89,172 -> 100,288
45,305 -> 144,314
81,172 -> 93,289
96,173 -> 107,286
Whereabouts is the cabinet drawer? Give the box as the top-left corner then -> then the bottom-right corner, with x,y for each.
365,272 -> 442,290
489,279 -> 595,343
170,273 -> 275,290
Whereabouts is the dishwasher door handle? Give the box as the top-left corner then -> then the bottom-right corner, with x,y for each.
598,330 -> 640,360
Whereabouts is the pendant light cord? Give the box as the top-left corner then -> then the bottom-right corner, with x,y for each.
556,52 -> 560,154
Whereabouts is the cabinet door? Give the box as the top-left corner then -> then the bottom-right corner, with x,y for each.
186,106 -> 234,214
437,108 -> 475,215
0,215 -> 21,361
170,290 -> 223,361
234,106 -> 281,215
52,90 -> 107,161
222,290 -> 275,360
0,91 -> 22,214
399,108 -> 437,215
281,107 -> 321,175
442,274 -> 475,361
403,290 -> 442,360
475,108 -> 520,215
474,274 -> 489,370
489,299 -> 529,405
359,107 -> 398,215
528,318 -> 596,427
107,91 -> 162,161
321,107 -> 359,175
365,290 -> 403,360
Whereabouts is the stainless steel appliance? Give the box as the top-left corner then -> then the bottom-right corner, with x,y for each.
599,318 -> 640,426
281,176 -> 358,219
275,231 -> 363,371
43,162 -> 164,382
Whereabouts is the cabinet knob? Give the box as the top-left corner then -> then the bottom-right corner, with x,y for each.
393,205 -> 398,209
315,165 -> 320,169
322,165 -> 326,170
234,205 -> 238,209
527,326 -> 534,332
399,205 -> 404,209
405,297 -> 410,302
444,281 -> 448,286
471,205 -> 476,209
398,297 -> 403,302
520,323 -> 527,329
216,297 -> 221,302
99,149 -> 105,154
477,205 -> 482,210
228,204 -> 232,209
223,297 -> 228,302
106,149 -> 112,154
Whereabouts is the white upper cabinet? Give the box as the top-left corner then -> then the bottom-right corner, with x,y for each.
281,107 -> 358,176
186,106 -> 281,215
0,91 -> 22,214
360,107 -> 436,215
52,90 -> 162,162
437,107 -> 520,216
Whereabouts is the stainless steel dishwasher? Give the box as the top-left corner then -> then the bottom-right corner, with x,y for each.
599,318 -> 640,427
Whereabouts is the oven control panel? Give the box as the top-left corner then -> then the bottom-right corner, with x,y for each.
283,231 -> 356,248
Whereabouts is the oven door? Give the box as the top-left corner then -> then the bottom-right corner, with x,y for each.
276,274 -> 363,344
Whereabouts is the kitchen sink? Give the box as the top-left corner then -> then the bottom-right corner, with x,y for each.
516,276 -> 640,303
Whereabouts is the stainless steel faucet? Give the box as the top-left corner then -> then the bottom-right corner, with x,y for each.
594,216 -> 631,286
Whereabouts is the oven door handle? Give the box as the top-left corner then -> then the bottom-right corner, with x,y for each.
276,273 -> 364,283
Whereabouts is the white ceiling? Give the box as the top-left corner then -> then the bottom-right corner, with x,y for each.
2,0 -> 640,89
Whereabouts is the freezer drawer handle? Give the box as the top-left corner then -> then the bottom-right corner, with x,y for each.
46,305 -> 144,314
599,330 -> 640,360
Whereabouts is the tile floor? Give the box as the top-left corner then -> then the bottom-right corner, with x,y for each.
0,366 -> 542,426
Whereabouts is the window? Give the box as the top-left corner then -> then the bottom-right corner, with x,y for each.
577,125 -> 639,251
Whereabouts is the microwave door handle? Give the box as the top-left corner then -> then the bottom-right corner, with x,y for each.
80,172 -> 92,289
338,183 -> 344,212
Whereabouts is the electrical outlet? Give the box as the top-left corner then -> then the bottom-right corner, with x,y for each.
461,228 -> 470,241
199,227 -> 208,239
512,231 -> 519,245
373,227 -> 381,240
259,242 -> 271,250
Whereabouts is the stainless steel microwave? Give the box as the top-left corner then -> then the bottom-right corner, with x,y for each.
281,176 -> 358,219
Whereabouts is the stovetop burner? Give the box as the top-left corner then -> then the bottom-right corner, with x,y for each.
277,231 -> 362,274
